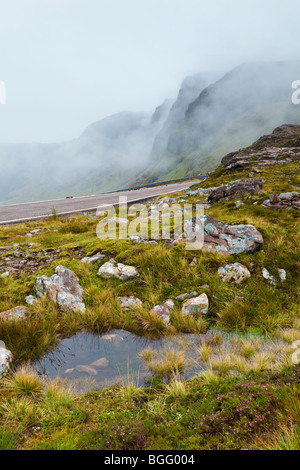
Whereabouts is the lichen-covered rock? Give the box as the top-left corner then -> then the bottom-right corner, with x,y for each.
177,214 -> 263,256
0,346 -> 12,378
118,296 -> 143,310
218,263 -> 251,284
0,306 -> 27,321
181,294 -> 209,316
34,265 -> 86,313
98,259 -> 139,280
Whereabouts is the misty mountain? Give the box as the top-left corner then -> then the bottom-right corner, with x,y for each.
1,60 -> 300,205
134,61 -> 300,184
0,101 -> 172,204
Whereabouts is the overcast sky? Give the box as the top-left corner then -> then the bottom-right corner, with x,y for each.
0,0 -> 299,143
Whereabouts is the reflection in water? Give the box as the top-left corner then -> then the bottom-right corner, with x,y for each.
33,329 -> 193,392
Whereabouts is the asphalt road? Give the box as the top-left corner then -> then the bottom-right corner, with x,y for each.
0,180 -> 200,225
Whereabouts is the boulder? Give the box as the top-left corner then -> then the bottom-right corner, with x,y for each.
181,294 -> 209,316
218,263 -> 251,284
207,178 -> 263,204
0,306 -> 27,321
98,259 -> 139,280
178,214 -> 263,256
34,265 -> 86,313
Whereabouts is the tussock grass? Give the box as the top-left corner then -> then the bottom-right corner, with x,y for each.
3,365 -> 44,398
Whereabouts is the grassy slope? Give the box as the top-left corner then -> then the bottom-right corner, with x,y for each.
0,143 -> 299,450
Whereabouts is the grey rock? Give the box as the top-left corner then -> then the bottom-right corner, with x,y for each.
181,294 -> 209,316
218,263 -> 251,284
34,265 -> 86,313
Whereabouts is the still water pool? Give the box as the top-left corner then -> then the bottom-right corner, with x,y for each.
33,329 -> 202,393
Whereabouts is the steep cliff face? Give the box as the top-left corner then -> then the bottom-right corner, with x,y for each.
150,73 -> 218,161
136,61 -> 300,183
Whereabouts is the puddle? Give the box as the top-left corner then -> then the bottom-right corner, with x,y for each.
32,328 -> 287,395
33,329 -> 203,393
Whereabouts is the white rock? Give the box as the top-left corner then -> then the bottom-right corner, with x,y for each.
1,272 -> 10,278
98,260 -> 139,280
277,268 -> 286,282
26,295 -> 37,306
0,347 -> 12,378
262,268 -> 276,286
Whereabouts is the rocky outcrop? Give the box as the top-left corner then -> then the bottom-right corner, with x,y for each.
34,265 -> 86,313
98,259 -> 139,280
0,306 -> 27,322
172,214 -> 263,256
181,294 -> 209,316
207,178 -> 263,204
262,192 -> 300,210
218,263 -> 251,284
221,125 -> 300,174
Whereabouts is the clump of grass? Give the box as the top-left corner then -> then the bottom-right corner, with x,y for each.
165,374 -> 188,399
197,342 -> 214,362
44,378 -> 74,411
139,347 -> 158,363
198,368 -> 220,386
145,349 -> 185,379
240,340 -> 257,359
0,396 -> 40,425
3,365 -> 44,398
255,425 -> 300,450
